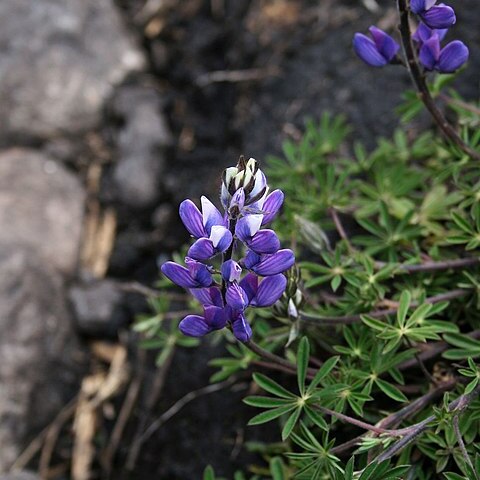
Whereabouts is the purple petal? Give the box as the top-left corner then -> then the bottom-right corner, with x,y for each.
419,35 -> 440,70
204,305 -> 227,330
239,273 -> 258,302
179,200 -> 206,238
190,287 -> 224,307
248,229 -> 280,254
438,40 -> 469,73
251,274 -> 287,307
188,238 -> 215,261
249,169 -> 267,199
261,190 -> 284,225
209,225 -> 233,253
424,0 -> 437,10
353,33 -> 388,67
161,262 -> 198,288
251,249 -> 295,276
244,250 -> 261,270
179,314 -> 212,337
410,0 -> 426,14
185,257 -> 213,287
236,214 -> 263,242
369,26 -> 400,62
413,23 -> 448,43
221,260 -> 242,283
201,196 -> 224,234
421,5 -> 456,29
226,283 -> 249,310
232,314 -> 252,342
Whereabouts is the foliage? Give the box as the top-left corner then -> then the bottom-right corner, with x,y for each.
135,21 -> 480,480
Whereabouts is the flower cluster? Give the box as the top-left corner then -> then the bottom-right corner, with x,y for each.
161,157 -> 295,342
353,0 -> 468,73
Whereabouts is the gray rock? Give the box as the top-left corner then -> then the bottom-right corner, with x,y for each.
0,0 -> 145,140
0,149 -> 85,275
69,280 -> 128,337
0,472 -> 40,480
111,85 -> 173,208
0,245 -> 84,472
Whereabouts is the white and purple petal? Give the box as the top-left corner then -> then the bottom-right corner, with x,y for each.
179,314 -> 212,337
235,214 -> 263,242
190,286 -> 224,307
421,5 -> 456,29
251,274 -> 287,307
438,40 -> 469,73
248,229 -> 280,254
353,33 -> 388,67
232,314 -> 253,342
209,225 -> 233,253
221,260 -> 242,283
261,189 -> 284,225
201,196 -> 225,234
188,238 -> 215,261
179,199 -> 206,238
226,283 -> 249,310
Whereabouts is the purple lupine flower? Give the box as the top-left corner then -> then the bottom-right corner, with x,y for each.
353,26 -> 400,67
419,34 -> 469,73
235,214 -> 280,254
162,156 -> 294,342
221,260 -> 242,283
179,196 -> 227,239
410,1 -> 456,29
188,225 -> 233,260
179,305 -> 227,337
412,22 -> 448,44
239,273 -> 287,307
161,257 -> 214,288
244,249 -> 295,276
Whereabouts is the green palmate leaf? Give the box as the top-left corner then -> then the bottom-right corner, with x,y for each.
443,473 -> 467,480
243,396 -> 294,408
344,457 -> 355,480
281,407 -> 302,440
308,355 -> 340,392
398,290 -> 412,325
248,405 -> 296,426
375,378 -> 408,402
297,337 -> 310,395
361,315 -> 387,331
444,333 -> 480,351
304,405 -> 329,431
252,373 -> 296,399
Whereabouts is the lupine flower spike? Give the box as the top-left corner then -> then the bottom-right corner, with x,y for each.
353,26 -> 400,67
410,0 -> 456,29
419,34 -> 469,73
161,157 -> 295,342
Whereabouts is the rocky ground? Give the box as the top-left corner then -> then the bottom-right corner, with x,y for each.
0,0 -> 478,479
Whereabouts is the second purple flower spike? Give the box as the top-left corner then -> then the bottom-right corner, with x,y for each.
353,26 -> 400,68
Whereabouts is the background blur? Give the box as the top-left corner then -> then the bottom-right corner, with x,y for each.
0,1 -> 478,479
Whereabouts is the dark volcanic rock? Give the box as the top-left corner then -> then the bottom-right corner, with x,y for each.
111,85 -> 173,208
0,245 -> 84,472
0,149 -> 85,275
0,0 -> 145,142
69,279 -> 128,337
